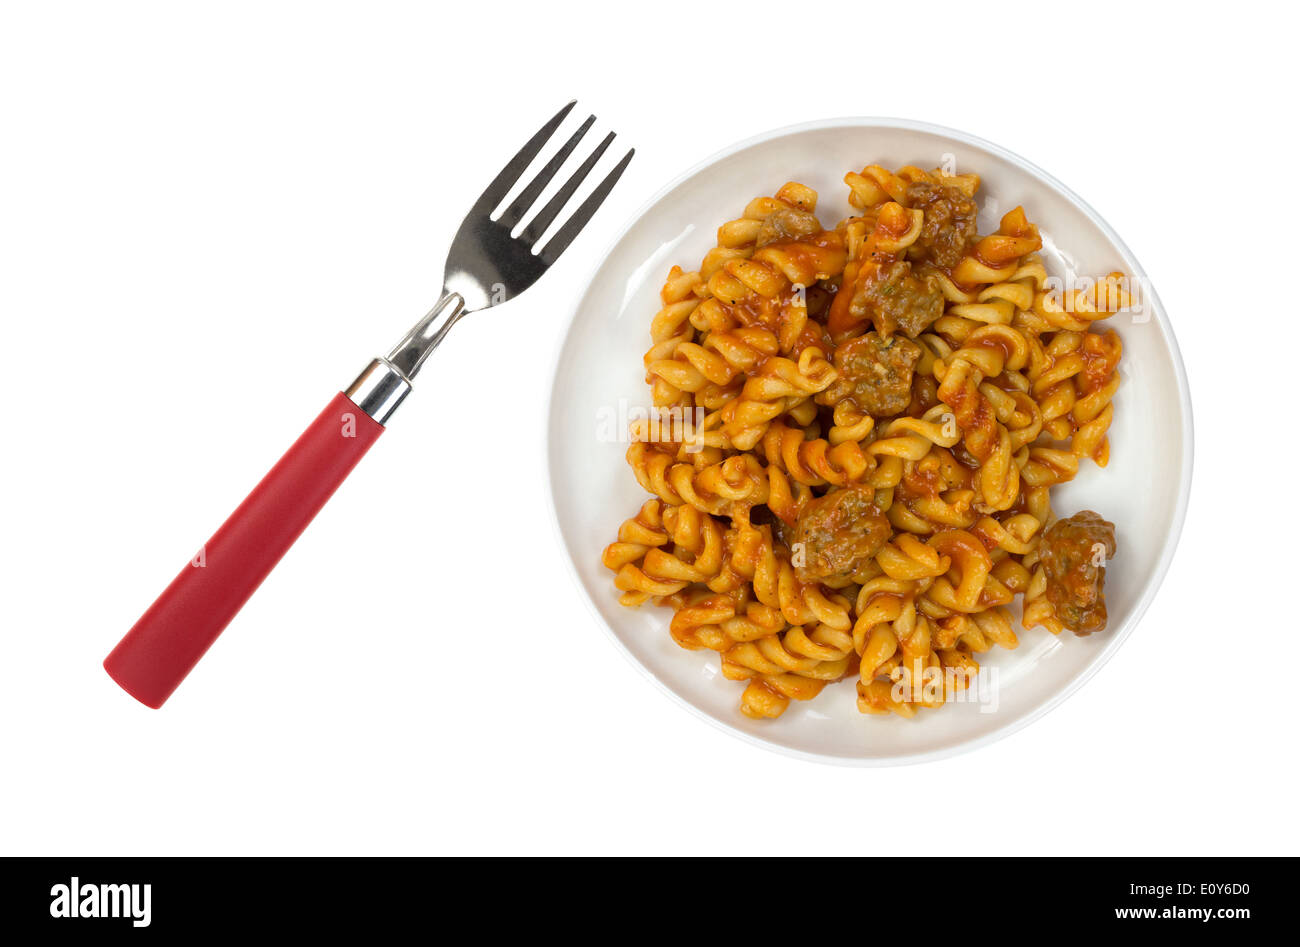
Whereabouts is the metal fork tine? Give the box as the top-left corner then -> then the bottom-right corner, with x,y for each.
499,114 -> 596,230
521,131 -> 615,247
538,148 -> 634,265
470,100 -> 576,218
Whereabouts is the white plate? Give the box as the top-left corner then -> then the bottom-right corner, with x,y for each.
546,118 -> 1192,765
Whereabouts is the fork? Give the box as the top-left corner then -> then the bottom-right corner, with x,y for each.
103,102 -> 633,708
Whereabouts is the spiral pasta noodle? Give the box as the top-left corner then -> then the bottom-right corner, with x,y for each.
605,164 -> 1123,720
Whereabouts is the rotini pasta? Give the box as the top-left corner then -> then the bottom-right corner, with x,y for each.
604,164 -> 1120,720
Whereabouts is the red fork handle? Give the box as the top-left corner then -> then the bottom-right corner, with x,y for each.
104,392 -> 385,708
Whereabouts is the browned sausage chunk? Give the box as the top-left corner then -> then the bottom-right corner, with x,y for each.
906,180 -> 979,270
851,260 -> 944,338
1040,510 -> 1117,636
792,484 -> 890,584
819,331 -> 922,418
755,207 -> 822,248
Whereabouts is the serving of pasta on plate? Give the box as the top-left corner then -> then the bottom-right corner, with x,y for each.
601,164 -> 1126,721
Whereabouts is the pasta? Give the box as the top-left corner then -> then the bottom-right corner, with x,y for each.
603,165 -> 1121,720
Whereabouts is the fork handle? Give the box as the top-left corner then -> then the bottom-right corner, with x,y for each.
103,391 -> 386,708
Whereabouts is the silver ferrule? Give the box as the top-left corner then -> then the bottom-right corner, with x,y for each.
345,358 -> 412,425
345,293 -> 467,425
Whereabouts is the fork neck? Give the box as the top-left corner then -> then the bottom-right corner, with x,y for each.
387,292 -> 466,381
344,292 -> 466,424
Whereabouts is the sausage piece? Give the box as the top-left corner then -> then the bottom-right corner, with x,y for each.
792,484 -> 890,584
819,331 -> 922,418
905,180 -> 979,270
850,260 -> 944,338
755,207 -> 822,248
1039,510 -> 1117,636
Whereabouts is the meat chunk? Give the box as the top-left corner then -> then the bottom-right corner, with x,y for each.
850,260 -> 944,338
1039,510 -> 1117,635
906,180 -> 979,270
792,484 -> 890,583
819,332 -> 922,418
755,207 -> 822,248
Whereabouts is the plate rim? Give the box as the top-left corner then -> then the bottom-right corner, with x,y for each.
544,115 -> 1195,766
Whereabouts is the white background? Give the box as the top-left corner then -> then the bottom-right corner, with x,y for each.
1,1 -> 1294,855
